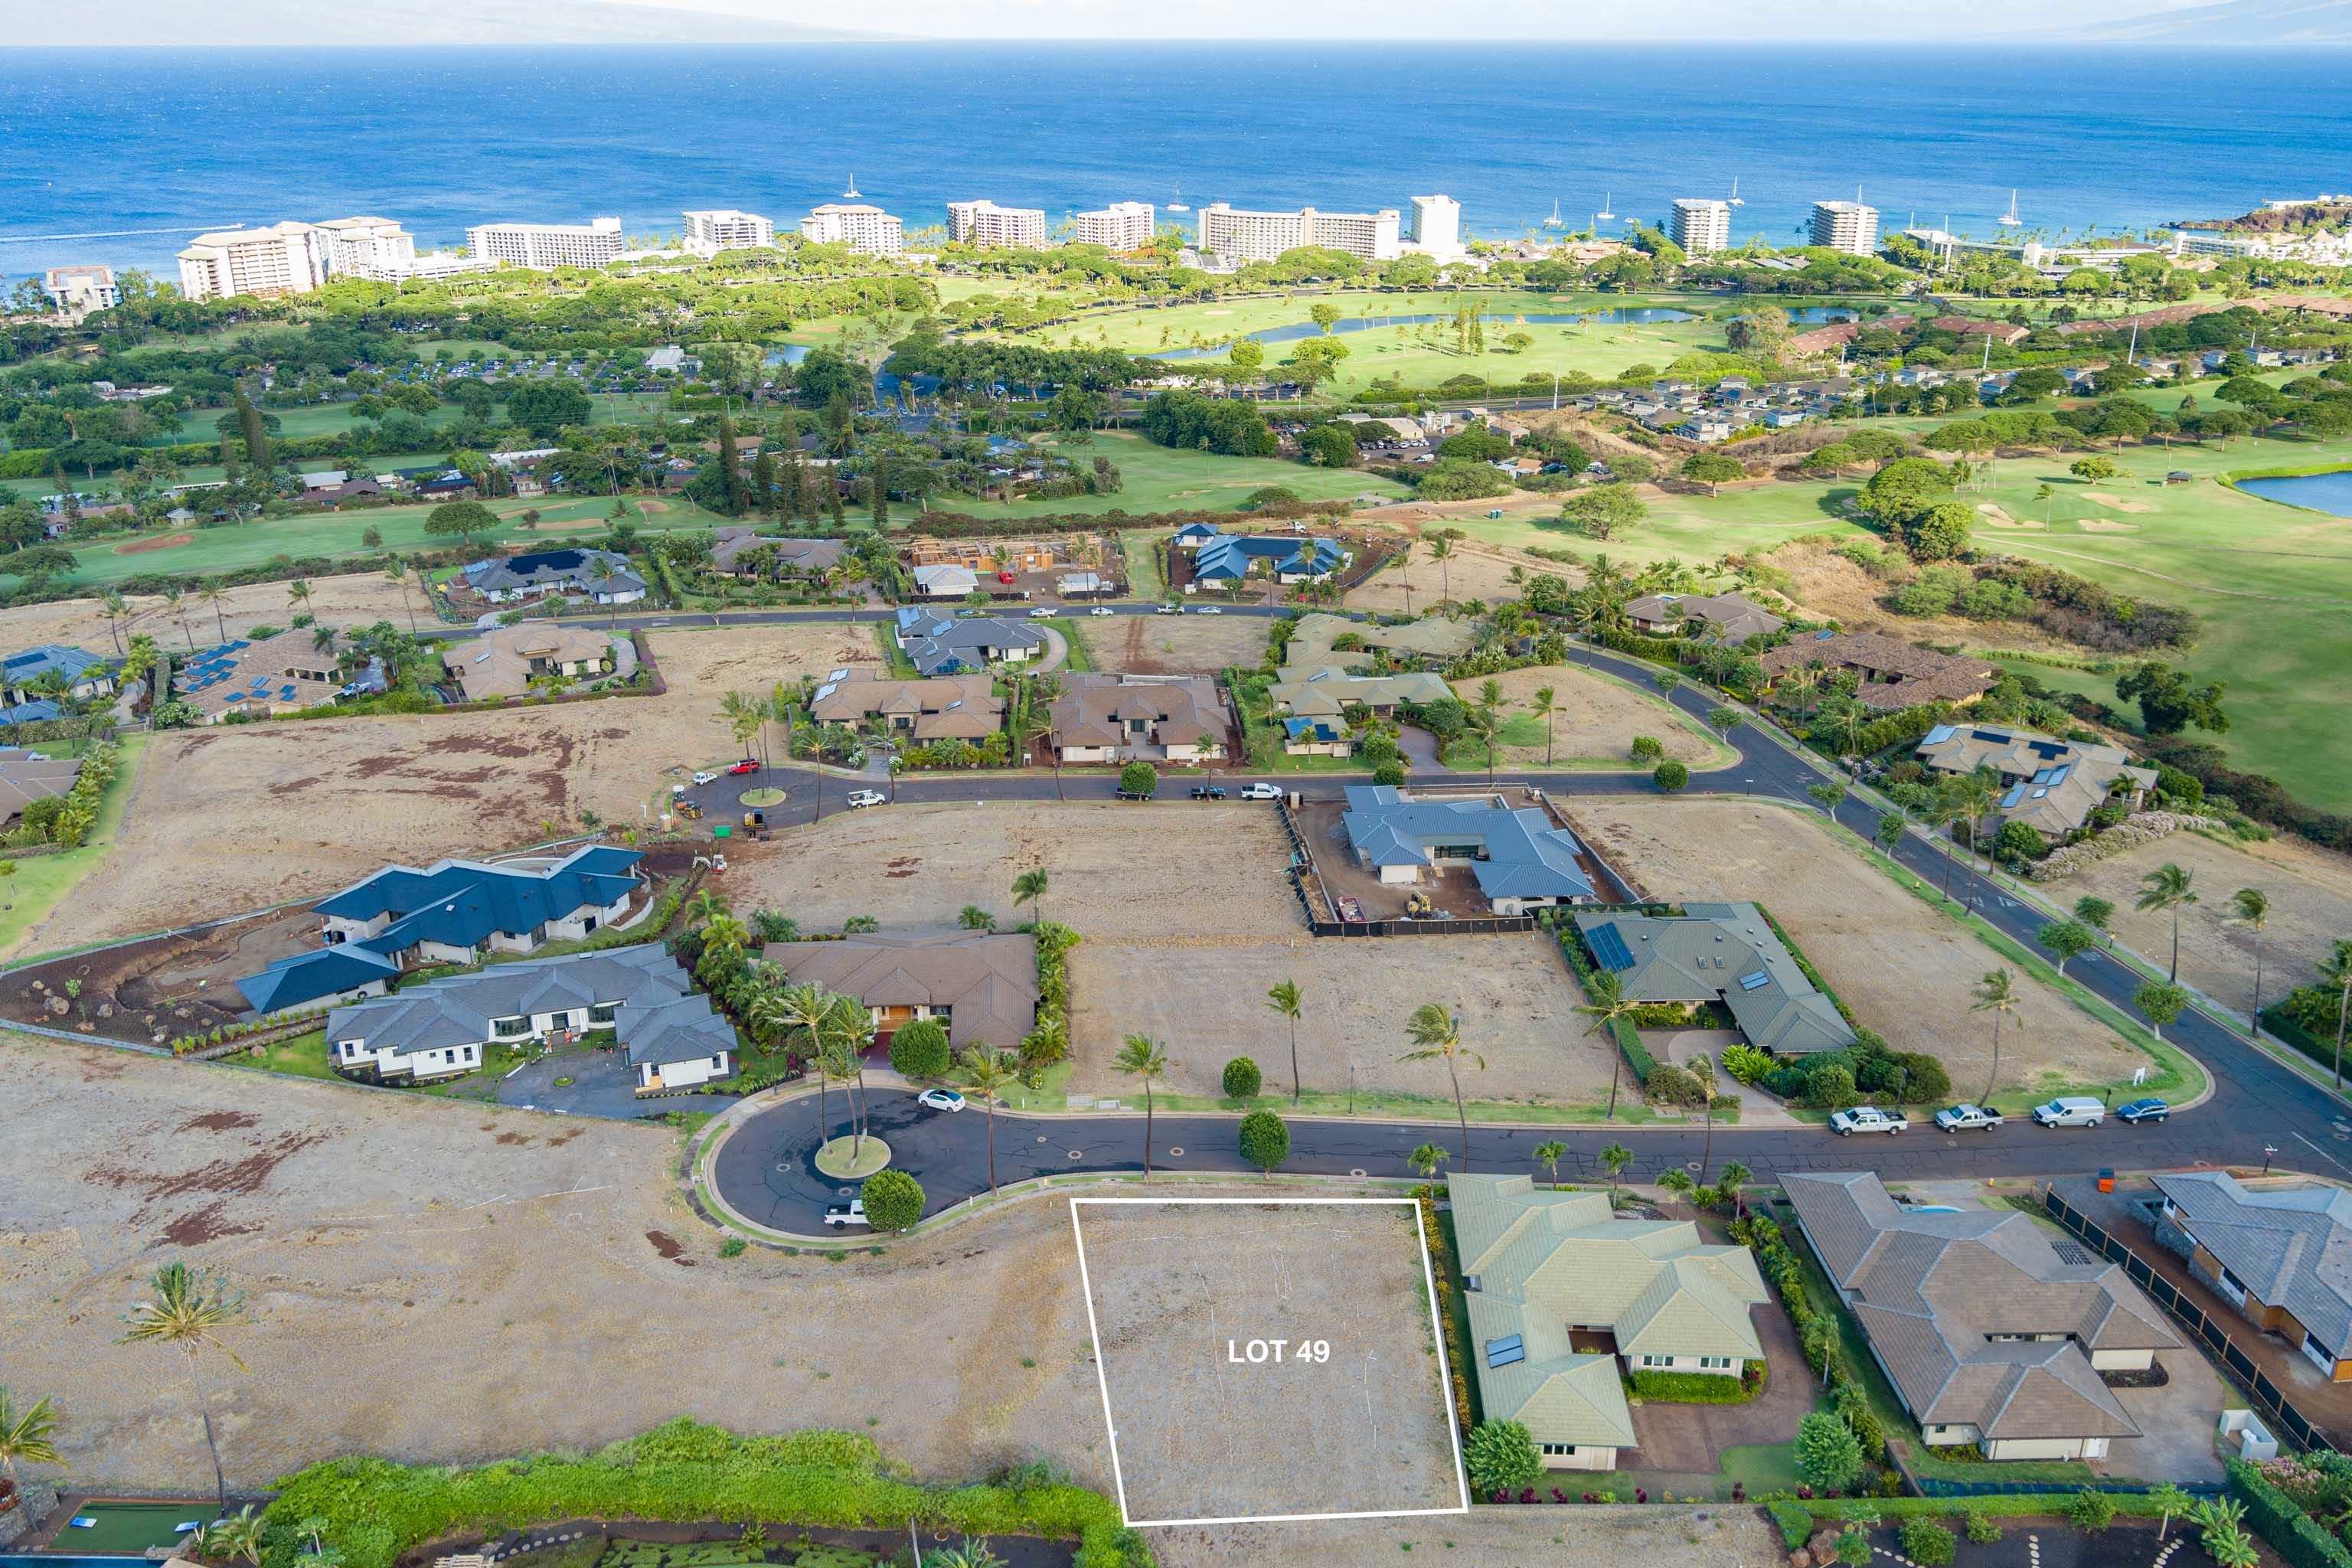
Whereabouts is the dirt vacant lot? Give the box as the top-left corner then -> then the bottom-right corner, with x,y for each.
1067,929 -> 1608,1107
1449,663 -> 1723,769
0,570 -> 423,657
1152,1505 -> 1782,1568
0,1033 -> 1113,1495
2057,830 -> 2352,1018
728,802 -> 1305,941
32,697 -> 736,951
651,624 -> 887,701
1563,797 -> 2145,1098
1344,540 -> 1560,616
1073,1199 -> 1459,1524
1089,615 -> 1269,675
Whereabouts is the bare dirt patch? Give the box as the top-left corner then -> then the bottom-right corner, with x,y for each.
1093,616 -> 1269,676
0,1032 -> 1117,1494
1766,538 -> 2083,656
1343,540 -> 1559,615
651,624 -> 884,699
2056,829 -> 2352,1018
113,531 -> 195,555
1562,796 -> 2143,1096
728,802 -> 1303,941
1153,1505 -> 1782,1568
1074,1200 -> 1459,1523
1447,663 -> 1719,768
1067,929 -> 1608,1107
0,570 -> 425,659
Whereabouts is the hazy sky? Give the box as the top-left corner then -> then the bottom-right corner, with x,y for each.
11,0 -> 2343,44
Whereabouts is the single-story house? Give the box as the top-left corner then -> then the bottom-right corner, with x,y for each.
912,564 -> 980,599
445,624 -> 616,701
325,942 -> 735,1095
1914,724 -> 2158,838
809,670 -> 1002,741
0,745 -> 81,824
2151,1171 -> 2352,1380
1622,593 -> 1785,645
1338,786 -> 1595,914
1573,903 -> 1856,1055
1759,632 -> 1997,713
1047,674 -> 1224,763
763,929 -> 1037,1050
171,632 -> 374,724
710,528 -> 846,580
893,608 -> 1044,676
460,547 -> 647,605
1184,524 -> 1349,590
1452,1173 -> 1770,1471
0,644 -> 116,707
1784,1171 -> 2179,1461
237,844 -> 643,1015
1282,716 -> 1351,756
1268,665 -> 1452,719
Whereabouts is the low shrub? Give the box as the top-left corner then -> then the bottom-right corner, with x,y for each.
1625,1368 -> 1755,1403
1900,1519 -> 1957,1566
1767,1499 -> 1813,1550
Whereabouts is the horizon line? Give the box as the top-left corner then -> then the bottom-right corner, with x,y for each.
9,36 -> 2352,48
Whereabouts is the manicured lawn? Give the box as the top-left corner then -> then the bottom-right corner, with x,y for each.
8,495 -> 734,594
934,431 -> 1405,519
221,1029 -> 340,1081
1715,1439 -> 1808,1494
0,733 -> 146,964
1119,529 -> 1165,599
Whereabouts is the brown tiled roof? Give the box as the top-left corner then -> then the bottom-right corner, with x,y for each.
763,930 -> 1037,1050
809,670 -> 1001,741
0,746 -> 80,822
1929,317 -> 2030,345
1049,673 -> 1223,750
1785,1172 -> 2177,1442
1762,633 -> 1995,711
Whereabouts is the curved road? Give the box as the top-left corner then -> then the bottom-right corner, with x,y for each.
575,603 -> 2352,1230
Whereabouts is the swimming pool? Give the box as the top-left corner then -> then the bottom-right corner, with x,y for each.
1,1555 -> 160,1568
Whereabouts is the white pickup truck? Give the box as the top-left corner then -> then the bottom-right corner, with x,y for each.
822,1200 -> 868,1229
1829,1106 -> 1909,1137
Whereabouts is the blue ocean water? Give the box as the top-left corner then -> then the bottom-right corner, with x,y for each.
1,43 -> 2347,279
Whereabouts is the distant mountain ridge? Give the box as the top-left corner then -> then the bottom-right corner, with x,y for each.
2038,0 -> 2352,41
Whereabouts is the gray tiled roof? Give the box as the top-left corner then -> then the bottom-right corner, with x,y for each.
1784,1172 -> 2177,1441
325,943 -> 731,1067
763,930 -> 1037,1050
2154,1171 -> 2352,1354
1573,903 -> 1855,1055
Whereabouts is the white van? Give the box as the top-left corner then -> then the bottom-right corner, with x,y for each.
2032,1096 -> 2106,1129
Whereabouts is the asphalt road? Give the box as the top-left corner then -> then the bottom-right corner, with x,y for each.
612,606 -> 2352,1230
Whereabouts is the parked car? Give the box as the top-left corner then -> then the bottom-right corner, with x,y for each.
916,1088 -> 966,1113
1193,606 -> 1224,616
1115,786 -> 1153,801
1029,606 -> 1059,618
727,759 -> 759,776
2115,1097 -> 2171,1124
1933,1103 -> 2004,1132
844,789 -> 886,809
1190,785 -> 1228,800
822,1200 -> 868,1229
689,770 -> 719,786
1829,1106 -> 1909,1136
1240,782 -> 1283,801
1156,604 -> 1181,615
2031,1096 -> 2107,1128
1089,606 -> 1115,617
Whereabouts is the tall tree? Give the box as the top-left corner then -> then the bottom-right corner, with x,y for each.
233,385 -> 269,469
1532,1138 -> 1568,1190
958,1047 -> 1020,1197
1114,1034 -> 1171,1179
1398,1001 -> 1485,1170
2230,887 -> 2271,1037
2321,939 -> 2352,1092
1577,971 -> 1641,1121
1427,535 -> 1455,607
1598,1141 -> 1633,1193
2135,862 -> 2199,982
118,1263 -> 247,1507
715,416 -> 746,515
1528,684 -> 1559,766
0,1387 -> 60,1493
1011,867 -> 1048,927
1266,978 -> 1303,1104
1971,969 -> 2018,1106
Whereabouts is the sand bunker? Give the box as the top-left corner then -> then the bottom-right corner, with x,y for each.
2083,491 -> 2155,514
1977,504 -> 2042,529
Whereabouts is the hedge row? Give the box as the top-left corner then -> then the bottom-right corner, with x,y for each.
1554,922 -> 1655,1084
1626,1365 -> 1763,1404
2229,1457 -> 2352,1568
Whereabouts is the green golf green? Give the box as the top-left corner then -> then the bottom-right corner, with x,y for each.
52,1501 -> 217,1553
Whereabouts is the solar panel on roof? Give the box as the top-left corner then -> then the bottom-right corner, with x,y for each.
1737,969 -> 1772,991
1586,922 -> 1636,972
1485,1334 -> 1525,1369
1921,724 -> 1956,746
281,685 -> 297,701
2001,784 -> 2027,808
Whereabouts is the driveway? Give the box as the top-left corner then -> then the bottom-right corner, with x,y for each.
2105,1348 -> 2227,1483
498,1047 -> 724,1119
1397,725 -> 1451,772
1619,1279 -> 1815,1489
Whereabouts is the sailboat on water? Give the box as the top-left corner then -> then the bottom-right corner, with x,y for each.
1595,191 -> 1616,222
841,175 -> 862,200
1728,175 -> 1745,207
1998,189 -> 2023,228
1544,198 -> 1565,230
1166,185 -> 1189,214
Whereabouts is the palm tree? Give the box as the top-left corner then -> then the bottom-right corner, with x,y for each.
824,994 -> 877,1158
162,585 -> 194,651
773,982 -> 837,1129
118,1262 -> 247,1508
1527,684 -> 1559,766
1399,1001 -> 1484,1170
588,555 -> 622,627
1114,1034 -> 1171,1178
1717,1159 -> 1753,1219
1406,1142 -> 1449,1182
1922,790 -> 1965,903
100,590 -> 128,655
286,578 -> 312,621
197,1506 -> 264,1566
384,557 -> 420,635
1011,867 -> 1049,928
2231,887 -> 2271,1037
683,887 -> 731,929
2320,939 -> 2352,1091
926,1543 -> 1006,1568
1598,1141 -> 1633,1194
1266,978 -> 1303,1104
1971,968 -> 2019,1107
2135,862 -> 2198,982
1657,1168 -> 1697,1210
1464,701 -> 1503,792
0,1387 -> 60,1494
1954,767 -> 2000,880
1692,1054 -> 1720,1184
1532,1138 -> 1568,1190
1428,534 -> 1455,608
1577,972 -> 1641,1122
959,1047 -> 1021,1197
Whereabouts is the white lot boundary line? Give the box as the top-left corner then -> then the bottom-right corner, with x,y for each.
1068,1195 -> 1471,1530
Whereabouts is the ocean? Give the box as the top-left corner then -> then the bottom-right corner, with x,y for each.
1,43 -> 2347,279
